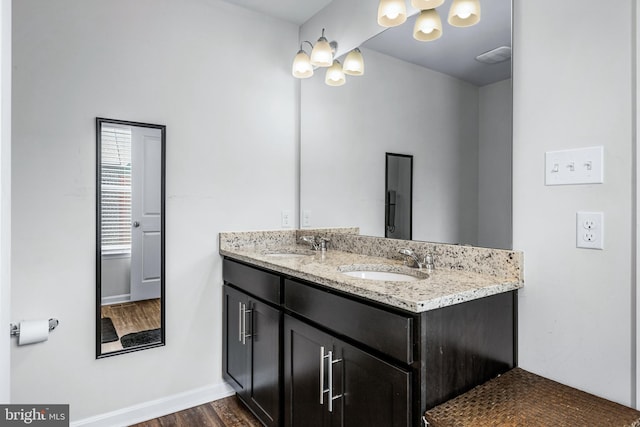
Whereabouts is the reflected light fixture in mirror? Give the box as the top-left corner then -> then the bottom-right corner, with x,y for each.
377,0 -> 408,27
343,48 -> 365,76
292,29 -> 365,86
325,60 -> 346,86
310,29 -> 334,67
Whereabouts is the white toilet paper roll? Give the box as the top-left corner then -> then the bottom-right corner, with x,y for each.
18,319 -> 50,345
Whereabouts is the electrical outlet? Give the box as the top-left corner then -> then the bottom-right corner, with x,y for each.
576,212 -> 603,249
302,210 -> 311,227
281,210 -> 292,228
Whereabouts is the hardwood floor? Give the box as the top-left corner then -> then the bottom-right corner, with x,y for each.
101,298 -> 161,353
130,395 -> 262,427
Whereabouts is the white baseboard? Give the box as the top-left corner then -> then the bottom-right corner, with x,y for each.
70,382 -> 235,427
101,294 -> 131,306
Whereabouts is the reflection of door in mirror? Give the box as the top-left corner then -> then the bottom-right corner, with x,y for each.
96,118 -> 165,358
385,153 -> 413,240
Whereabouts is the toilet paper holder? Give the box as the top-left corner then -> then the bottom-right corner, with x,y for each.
9,318 -> 59,337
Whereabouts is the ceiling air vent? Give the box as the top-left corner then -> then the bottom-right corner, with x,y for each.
475,46 -> 511,64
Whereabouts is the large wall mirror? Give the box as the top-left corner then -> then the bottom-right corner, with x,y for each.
96,118 -> 166,358
300,0 -> 512,250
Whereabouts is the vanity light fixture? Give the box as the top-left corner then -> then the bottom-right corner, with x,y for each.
379,0 -> 480,42
343,48 -> 365,76
413,9 -> 443,42
325,60 -> 346,86
377,0 -> 407,27
448,0 -> 481,27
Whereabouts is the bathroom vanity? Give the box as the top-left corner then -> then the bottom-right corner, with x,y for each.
220,229 -> 523,427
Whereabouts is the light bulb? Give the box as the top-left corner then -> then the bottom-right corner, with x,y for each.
457,7 -> 472,19
448,0 -> 480,27
377,0 -> 407,27
291,50 -> 313,79
325,60 -> 345,86
414,9 -> 442,42
343,48 -> 364,76
310,30 -> 333,67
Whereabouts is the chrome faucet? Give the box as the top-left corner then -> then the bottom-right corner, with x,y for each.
398,248 -> 434,272
299,236 -> 329,251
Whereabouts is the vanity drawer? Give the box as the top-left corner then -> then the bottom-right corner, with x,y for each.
223,258 -> 281,305
284,278 -> 413,364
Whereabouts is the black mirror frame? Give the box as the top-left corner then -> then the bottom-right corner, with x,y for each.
385,152 -> 413,240
95,117 -> 166,358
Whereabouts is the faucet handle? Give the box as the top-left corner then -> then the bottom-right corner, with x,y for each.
317,237 -> 330,251
423,254 -> 434,272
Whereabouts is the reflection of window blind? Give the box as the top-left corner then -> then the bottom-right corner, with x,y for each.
101,126 -> 132,255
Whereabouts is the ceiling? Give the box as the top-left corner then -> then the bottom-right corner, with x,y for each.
220,0 -> 332,25
221,0 -> 511,87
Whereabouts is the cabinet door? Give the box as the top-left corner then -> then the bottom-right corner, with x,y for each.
338,339 -> 411,427
247,298 -> 281,427
284,315 -> 333,427
223,285 -> 249,394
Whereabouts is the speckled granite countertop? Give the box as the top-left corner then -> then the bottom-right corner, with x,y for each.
219,229 -> 524,313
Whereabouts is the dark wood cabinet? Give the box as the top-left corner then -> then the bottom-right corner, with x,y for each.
223,257 -> 516,427
284,315 -> 410,427
223,284 -> 281,427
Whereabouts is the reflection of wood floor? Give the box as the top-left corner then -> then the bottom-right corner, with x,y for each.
101,298 -> 161,353
131,395 -> 261,427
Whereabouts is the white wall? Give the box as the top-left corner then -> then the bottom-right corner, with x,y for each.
478,79 -> 512,249
11,0 -> 298,421
300,48 -> 479,244
101,257 -> 130,301
0,0 -> 11,404
514,0 -> 635,405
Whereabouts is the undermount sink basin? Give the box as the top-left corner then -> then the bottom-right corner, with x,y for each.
338,264 -> 429,282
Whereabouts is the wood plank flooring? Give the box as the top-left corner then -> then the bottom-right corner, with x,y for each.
101,298 -> 161,353
130,395 -> 262,427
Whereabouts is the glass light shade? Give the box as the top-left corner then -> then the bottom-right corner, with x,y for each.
448,0 -> 481,27
325,61 -> 346,86
310,36 -> 333,67
413,9 -> 442,42
411,0 -> 444,9
377,0 -> 407,27
343,48 -> 365,76
292,50 -> 313,78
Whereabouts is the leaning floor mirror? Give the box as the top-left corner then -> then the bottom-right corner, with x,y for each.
96,117 -> 166,358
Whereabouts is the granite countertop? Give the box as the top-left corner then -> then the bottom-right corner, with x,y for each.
220,245 -> 523,313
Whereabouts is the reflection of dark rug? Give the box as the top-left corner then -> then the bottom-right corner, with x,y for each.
101,317 -> 118,343
120,328 -> 161,348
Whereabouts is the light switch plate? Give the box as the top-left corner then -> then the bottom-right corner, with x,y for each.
302,210 -> 311,227
545,146 -> 604,186
576,211 -> 603,249
281,210 -> 292,228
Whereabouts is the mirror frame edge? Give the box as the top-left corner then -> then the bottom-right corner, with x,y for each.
95,117 -> 167,359
384,152 -> 413,240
